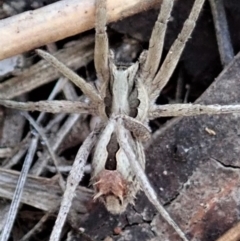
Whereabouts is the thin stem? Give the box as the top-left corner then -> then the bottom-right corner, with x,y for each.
209,0 -> 234,66
0,136 -> 38,241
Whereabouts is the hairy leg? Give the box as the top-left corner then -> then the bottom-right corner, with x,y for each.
150,0 -> 205,103
0,99 -> 95,114
148,103 -> 240,119
94,0 -> 110,98
142,0 -> 173,83
36,49 -> 102,104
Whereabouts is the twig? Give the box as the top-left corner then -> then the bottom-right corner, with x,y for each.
215,222 -> 240,241
36,77 -> 68,124
30,114 -> 81,176
30,81 -> 85,175
209,0 -> 234,66
2,77 -> 68,169
19,212 -> 52,241
0,0 -> 159,60
0,36 -> 94,99
0,148 -> 12,158
23,112 -> 66,191
0,136 -> 38,241
0,168 -> 92,212
2,134 -> 31,169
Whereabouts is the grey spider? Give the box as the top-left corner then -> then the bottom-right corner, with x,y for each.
1,0 -> 240,241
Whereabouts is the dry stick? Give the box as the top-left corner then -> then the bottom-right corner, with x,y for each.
0,36 -> 94,100
31,115 -> 81,176
47,164 -> 92,174
215,222 -> 240,241
117,122 -> 189,241
23,112 -> 66,192
0,168 -> 92,212
0,0 -> 160,60
1,78 -> 67,240
49,131 -> 97,241
2,134 -> 31,168
2,78 -> 67,169
62,82 -> 78,101
209,0 -> 234,66
0,136 -> 38,241
19,212 -> 52,241
36,77 -> 68,123
45,113 -> 67,132
30,83 -> 84,175
0,148 -> 12,158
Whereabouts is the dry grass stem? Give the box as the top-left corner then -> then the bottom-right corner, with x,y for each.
23,112 -> 66,191
30,113 -> 81,176
209,0 -> 234,66
215,222 -> 240,241
0,168 -> 92,212
0,0 -> 160,60
19,212 -> 51,241
0,136 -> 38,241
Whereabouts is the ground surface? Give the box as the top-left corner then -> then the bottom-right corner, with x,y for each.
1,0 -> 240,241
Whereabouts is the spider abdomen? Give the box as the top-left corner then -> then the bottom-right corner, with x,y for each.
91,119 -> 142,213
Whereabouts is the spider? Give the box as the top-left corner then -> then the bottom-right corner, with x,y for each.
1,0 -> 240,240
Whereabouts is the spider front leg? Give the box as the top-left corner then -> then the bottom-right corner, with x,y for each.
0,48 -> 104,116
94,0 -> 110,99
149,0 -> 205,103
141,0 -> 173,83
36,50 -> 102,105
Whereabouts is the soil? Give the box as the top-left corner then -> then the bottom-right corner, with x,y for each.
1,0 -> 240,241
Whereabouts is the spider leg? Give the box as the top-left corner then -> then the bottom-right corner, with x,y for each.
116,122 -> 189,241
94,0 -> 110,98
149,0 -> 205,103
0,99 -> 94,114
49,131 -> 97,241
148,103 -> 240,119
141,0 -> 173,83
36,49 -> 102,104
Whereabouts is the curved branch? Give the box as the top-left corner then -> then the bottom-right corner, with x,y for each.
0,0 -> 160,60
